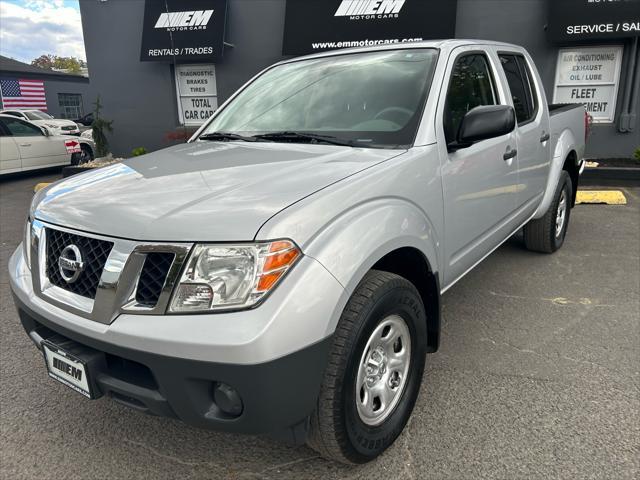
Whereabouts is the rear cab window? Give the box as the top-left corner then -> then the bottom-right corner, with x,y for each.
498,53 -> 538,125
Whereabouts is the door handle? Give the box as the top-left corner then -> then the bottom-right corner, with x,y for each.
19,143 -> 32,147
540,132 -> 550,143
503,148 -> 517,161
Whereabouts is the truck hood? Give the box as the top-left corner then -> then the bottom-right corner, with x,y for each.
34,141 -> 404,241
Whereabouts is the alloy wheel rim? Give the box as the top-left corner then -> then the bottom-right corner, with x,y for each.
555,190 -> 567,238
355,315 -> 411,426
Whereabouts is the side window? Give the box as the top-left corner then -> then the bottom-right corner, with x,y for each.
2,117 -> 44,137
0,119 -> 8,137
499,54 -> 537,124
443,53 -> 498,144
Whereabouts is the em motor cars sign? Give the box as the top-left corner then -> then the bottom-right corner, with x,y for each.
282,0 -> 457,55
175,64 -> 218,126
553,45 -> 624,123
140,0 -> 228,62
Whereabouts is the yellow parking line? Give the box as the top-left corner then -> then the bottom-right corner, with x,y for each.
34,183 -> 51,193
576,190 -> 627,205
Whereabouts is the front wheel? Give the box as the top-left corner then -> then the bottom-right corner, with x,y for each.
524,170 -> 573,254
307,270 -> 427,464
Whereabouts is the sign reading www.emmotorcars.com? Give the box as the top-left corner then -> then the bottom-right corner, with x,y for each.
282,0 -> 457,55
140,0 -> 228,62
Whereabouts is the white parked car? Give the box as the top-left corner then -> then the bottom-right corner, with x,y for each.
0,109 -> 80,136
0,114 -> 94,175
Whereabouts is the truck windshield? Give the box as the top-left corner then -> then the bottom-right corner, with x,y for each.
201,48 -> 438,148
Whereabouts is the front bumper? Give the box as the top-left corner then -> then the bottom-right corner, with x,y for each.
15,297 -> 331,441
9,244 -> 345,440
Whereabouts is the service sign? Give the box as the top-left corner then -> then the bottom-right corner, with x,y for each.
282,0 -> 457,55
175,64 -> 218,126
553,46 -> 624,123
140,0 -> 228,62
549,0 -> 639,41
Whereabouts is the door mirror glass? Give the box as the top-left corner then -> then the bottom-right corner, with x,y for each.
456,105 -> 515,148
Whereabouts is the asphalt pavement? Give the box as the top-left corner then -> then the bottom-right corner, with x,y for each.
1,172 -> 638,480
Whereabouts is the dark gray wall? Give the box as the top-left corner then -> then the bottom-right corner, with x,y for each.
80,0 -> 638,158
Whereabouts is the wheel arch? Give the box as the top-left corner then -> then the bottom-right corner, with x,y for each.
303,199 -> 442,352
562,149 -> 579,207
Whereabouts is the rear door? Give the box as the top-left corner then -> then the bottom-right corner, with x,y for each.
497,51 -> 550,217
0,119 -> 21,173
437,47 -> 519,287
2,116 -> 69,170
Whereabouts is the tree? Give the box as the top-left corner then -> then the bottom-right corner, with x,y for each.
92,96 -> 113,158
31,55 -> 84,74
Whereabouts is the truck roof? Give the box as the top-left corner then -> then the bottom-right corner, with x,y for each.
278,39 -> 525,65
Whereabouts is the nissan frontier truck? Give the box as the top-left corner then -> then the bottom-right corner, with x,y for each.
10,40 -> 587,463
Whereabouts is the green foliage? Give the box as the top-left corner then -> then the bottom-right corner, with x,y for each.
131,147 -> 148,157
634,147 -> 640,160
91,96 -> 113,158
31,55 -> 86,74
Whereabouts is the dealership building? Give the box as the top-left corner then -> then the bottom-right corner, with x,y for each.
78,0 -> 639,158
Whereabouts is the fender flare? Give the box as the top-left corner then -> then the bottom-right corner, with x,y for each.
533,128 -> 577,219
302,197 -> 441,337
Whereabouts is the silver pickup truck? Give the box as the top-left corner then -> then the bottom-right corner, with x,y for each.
9,40 -> 586,464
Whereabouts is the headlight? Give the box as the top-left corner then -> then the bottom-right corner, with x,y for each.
23,219 -> 32,270
169,240 -> 301,313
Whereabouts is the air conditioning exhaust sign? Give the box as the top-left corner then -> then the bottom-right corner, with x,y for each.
140,0 -> 228,62
282,0 -> 457,55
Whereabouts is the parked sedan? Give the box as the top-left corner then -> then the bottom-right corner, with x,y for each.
0,114 -> 94,175
74,112 -> 94,127
0,109 -> 80,136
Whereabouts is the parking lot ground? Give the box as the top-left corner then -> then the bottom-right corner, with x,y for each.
1,173 -> 639,480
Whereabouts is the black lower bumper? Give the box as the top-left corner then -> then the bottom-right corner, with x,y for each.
15,296 -> 331,444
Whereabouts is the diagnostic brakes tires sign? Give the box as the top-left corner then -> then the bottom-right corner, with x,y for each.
140,0 -> 228,62
282,0 -> 457,55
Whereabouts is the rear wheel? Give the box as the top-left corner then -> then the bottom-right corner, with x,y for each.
307,270 -> 427,464
71,144 -> 94,165
524,170 -> 573,253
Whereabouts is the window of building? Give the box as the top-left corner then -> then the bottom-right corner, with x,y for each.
499,54 -> 537,124
443,53 -> 498,144
58,93 -> 84,119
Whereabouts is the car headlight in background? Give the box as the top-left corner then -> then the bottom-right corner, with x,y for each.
169,240 -> 301,313
23,219 -> 32,270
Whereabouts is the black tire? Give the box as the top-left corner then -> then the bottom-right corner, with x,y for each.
523,170 -> 573,253
307,270 -> 427,464
71,144 -> 94,165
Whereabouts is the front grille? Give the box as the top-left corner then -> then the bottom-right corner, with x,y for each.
46,228 -> 114,299
61,126 -> 75,131
135,252 -> 175,307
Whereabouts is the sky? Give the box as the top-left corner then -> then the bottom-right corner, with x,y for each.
0,0 -> 86,63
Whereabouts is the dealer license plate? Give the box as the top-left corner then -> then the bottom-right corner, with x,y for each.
43,342 -> 92,398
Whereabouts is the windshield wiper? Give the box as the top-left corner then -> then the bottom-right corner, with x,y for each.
254,131 -> 355,147
199,132 -> 258,142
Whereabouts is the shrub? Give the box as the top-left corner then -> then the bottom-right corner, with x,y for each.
91,95 -> 113,158
634,147 -> 640,160
131,147 -> 147,157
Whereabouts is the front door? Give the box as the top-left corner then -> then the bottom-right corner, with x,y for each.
438,48 -> 519,287
2,117 -> 69,169
0,120 -> 20,173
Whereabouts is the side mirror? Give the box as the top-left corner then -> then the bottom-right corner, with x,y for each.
453,105 -> 515,150
41,126 -> 50,137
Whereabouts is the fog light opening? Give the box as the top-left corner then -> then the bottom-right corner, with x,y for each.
212,382 -> 243,418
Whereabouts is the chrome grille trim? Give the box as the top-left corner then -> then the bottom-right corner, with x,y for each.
31,220 -> 192,325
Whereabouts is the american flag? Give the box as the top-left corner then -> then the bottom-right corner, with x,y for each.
0,79 -> 47,110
